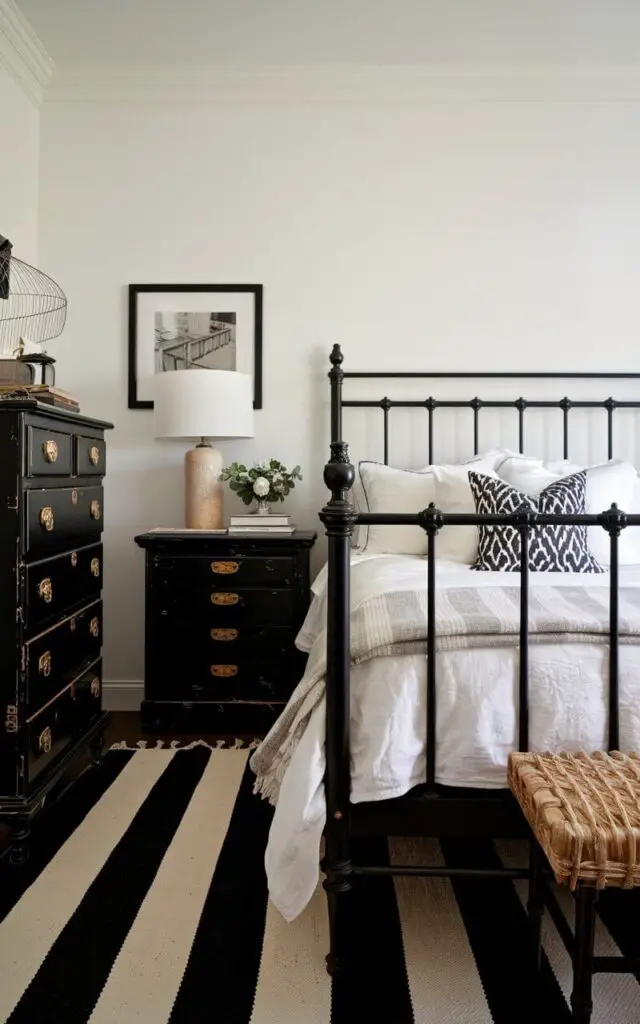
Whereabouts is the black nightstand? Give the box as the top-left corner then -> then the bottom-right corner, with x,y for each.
134,529 -> 317,734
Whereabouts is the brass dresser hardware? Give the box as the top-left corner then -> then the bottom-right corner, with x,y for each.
210,665 -> 239,677
40,506 -> 54,531
90,499 -> 101,520
89,445 -> 100,466
42,439 -> 58,463
211,628 -> 238,641
38,727 -> 52,753
90,677 -> 101,698
38,652 -> 52,677
90,558 -> 100,577
89,616 -> 100,638
211,561 -> 239,575
38,578 -> 53,603
70,551 -> 78,567
211,592 -> 239,606
71,488 -> 78,505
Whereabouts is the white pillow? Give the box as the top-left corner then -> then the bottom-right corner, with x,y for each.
431,456 -> 502,563
357,450 -> 522,558
358,462 -> 436,555
499,456 -> 640,566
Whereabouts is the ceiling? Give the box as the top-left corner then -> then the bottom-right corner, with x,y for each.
15,0 -> 640,69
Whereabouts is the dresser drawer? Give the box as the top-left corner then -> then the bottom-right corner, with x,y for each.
27,659 -> 102,783
25,485 -> 103,558
25,543 -> 102,633
75,434 -> 106,476
154,554 -> 296,588
161,588 -> 294,627
25,601 -> 102,714
26,425 -> 73,477
154,624 -> 298,669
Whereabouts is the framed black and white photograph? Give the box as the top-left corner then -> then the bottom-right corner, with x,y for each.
128,283 -> 263,410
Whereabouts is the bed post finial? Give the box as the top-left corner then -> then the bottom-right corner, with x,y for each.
329,345 -> 345,445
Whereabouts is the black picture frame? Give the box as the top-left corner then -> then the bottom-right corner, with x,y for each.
128,283 -> 263,410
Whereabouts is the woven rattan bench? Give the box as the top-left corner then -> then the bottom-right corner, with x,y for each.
509,750 -> 640,1024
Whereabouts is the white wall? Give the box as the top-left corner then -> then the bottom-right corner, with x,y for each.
0,61 -> 39,261
37,76 -> 640,700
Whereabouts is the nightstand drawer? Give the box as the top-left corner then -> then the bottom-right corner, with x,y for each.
157,623 -> 297,661
25,485 -> 103,558
154,554 -> 296,588
26,426 -> 73,477
154,660 -> 294,702
25,543 -> 103,634
161,588 -> 294,627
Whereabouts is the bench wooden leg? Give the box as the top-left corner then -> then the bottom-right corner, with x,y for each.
527,839 -> 545,972
571,885 -> 598,1024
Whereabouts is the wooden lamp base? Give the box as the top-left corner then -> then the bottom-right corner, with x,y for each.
184,441 -> 224,529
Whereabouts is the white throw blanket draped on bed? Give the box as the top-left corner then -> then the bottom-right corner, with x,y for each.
249,556 -> 640,921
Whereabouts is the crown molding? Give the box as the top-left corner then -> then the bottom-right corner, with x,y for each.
0,0 -> 53,105
45,63 -> 640,106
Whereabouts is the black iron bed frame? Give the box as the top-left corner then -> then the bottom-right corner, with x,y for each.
319,343 -> 640,975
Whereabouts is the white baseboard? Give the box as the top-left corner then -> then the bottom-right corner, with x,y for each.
103,681 -> 144,712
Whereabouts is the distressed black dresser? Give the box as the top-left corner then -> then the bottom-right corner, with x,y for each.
134,530 -> 317,733
0,399 -> 113,862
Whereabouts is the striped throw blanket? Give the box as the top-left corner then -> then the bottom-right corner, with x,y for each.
250,584 -> 640,804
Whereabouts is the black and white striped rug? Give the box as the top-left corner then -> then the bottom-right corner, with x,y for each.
1,743 -> 639,1024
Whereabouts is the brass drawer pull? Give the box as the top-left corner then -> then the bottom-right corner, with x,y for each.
39,726 -> 52,753
71,551 -> 78,567
211,561 -> 239,575
38,578 -> 53,603
71,488 -> 78,505
210,665 -> 238,677
38,651 -> 52,677
40,506 -> 54,531
90,557 -> 100,577
89,616 -> 100,637
90,499 -> 101,520
211,592 -> 239,606
89,445 -> 100,466
90,677 -> 101,698
42,439 -> 58,463
211,627 -> 238,641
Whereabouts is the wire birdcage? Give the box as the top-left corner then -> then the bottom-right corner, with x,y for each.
0,237 -> 67,357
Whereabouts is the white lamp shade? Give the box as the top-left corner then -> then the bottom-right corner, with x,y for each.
153,369 -> 255,440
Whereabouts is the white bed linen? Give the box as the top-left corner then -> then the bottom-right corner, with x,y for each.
265,555 -> 640,922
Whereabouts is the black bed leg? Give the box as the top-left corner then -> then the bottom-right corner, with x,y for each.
528,839 -> 545,973
571,885 -> 597,1024
323,851 -> 352,976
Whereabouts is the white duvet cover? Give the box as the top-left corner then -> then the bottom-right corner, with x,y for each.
263,554 -> 640,922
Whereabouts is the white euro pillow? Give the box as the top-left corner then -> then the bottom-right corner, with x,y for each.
357,451 -> 511,556
498,455 -> 640,566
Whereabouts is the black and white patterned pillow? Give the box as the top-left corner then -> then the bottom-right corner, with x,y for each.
468,470 -> 604,573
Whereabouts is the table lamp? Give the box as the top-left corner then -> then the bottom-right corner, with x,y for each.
153,369 -> 254,529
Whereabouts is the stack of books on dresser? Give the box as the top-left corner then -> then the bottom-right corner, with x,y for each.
228,512 -> 295,534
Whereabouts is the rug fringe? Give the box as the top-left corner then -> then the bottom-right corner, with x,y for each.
108,738 -> 261,752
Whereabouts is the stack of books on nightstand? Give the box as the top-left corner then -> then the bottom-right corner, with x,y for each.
228,512 -> 295,534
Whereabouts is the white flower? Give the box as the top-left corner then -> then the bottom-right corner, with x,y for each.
253,476 -> 270,497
